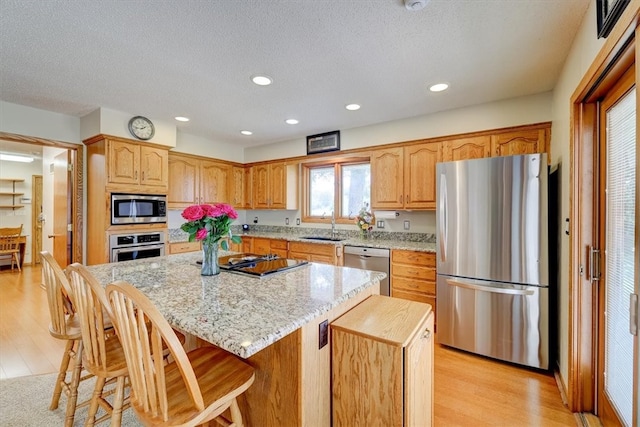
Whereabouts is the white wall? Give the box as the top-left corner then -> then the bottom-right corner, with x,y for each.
244,92 -> 553,162
0,101 -> 81,143
173,132 -> 244,163
550,0 -> 605,386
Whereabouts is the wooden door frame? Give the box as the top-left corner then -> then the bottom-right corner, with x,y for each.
31,174 -> 43,265
568,5 -> 639,414
0,131 -> 84,264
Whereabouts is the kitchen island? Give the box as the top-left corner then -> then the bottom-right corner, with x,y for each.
87,251 -> 384,426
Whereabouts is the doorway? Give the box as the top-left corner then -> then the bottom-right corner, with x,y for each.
0,131 -> 83,265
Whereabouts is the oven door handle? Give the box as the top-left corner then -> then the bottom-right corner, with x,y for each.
112,244 -> 166,254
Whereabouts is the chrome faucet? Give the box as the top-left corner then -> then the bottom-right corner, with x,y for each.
331,210 -> 336,238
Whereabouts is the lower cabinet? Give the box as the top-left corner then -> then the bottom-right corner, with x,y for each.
252,237 -> 288,258
331,295 -> 434,426
288,241 -> 339,265
391,250 -> 437,323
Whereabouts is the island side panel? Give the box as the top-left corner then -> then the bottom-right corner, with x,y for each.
238,283 -> 377,427
300,284 -> 378,426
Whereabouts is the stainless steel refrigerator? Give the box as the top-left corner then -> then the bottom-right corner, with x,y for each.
436,153 -> 549,369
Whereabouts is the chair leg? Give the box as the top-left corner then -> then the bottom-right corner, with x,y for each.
64,340 -> 84,427
229,398 -> 243,427
14,253 -> 20,272
110,375 -> 126,427
86,375 -> 106,427
50,339 -> 73,410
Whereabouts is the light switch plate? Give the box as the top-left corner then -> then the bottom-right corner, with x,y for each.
404,220 -> 410,230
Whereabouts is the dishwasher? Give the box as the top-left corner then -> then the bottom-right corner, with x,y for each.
343,246 -> 390,296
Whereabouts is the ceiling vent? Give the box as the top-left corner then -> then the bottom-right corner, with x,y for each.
404,0 -> 428,11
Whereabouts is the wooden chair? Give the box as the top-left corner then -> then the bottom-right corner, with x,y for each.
40,251 -> 91,427
66,263 -> 129,426
106,281 -> 255,427
0,225 -> 23,271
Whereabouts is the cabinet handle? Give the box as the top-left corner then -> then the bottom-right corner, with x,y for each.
423,329 -> 431,340
135,171 -> 138,180
142,171 -> 145,181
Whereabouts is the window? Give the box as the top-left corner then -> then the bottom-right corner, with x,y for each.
304,159 -> 370,222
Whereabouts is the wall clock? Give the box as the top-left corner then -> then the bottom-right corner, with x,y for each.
128,116 -> 155,140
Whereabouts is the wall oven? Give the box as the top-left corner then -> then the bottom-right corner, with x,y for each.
110,231 -> 165,263
111,193 -> 167,225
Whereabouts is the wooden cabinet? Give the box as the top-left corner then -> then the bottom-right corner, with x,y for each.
168,153 -> 243,209
0,179 -> 25,209
252,162 -> 298,209
332,295 -> 434,426
231,166 -> 251,209
490,128 -> 548,158
371,143 -> 441,210
252,237 -> 288,258
168,241 -> 200,254
106,138 -> 169,190
391,250 -> 437,323
442,135 -> 491,162
288,241 -> 340,265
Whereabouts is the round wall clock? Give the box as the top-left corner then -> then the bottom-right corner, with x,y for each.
128,116 -> 155,140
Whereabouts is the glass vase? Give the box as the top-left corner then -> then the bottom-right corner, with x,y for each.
201,241 -> 220,276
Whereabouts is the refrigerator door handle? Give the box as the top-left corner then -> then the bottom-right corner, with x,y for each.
446,278 -> 536,296
439,174 -> 447,262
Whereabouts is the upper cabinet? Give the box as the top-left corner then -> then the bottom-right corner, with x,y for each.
231,166 -> 251,210
441,135 -> 491,162
252,161 -> 298,210
490,128 -> 548,158
168,152 -> 242,209
84,135 -> 169,193
371,142 -> 441,210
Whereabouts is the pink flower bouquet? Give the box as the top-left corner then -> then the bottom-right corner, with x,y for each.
180,203 -> 241,250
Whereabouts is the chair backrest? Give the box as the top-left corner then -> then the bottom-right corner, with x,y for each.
67,263 -> 114,372
106,281 -> 205,421
0,225 -> 23,252
0,225 -> 22,238
40,251 -> 75,338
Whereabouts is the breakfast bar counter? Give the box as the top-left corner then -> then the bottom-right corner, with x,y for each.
87,251 -> 384,426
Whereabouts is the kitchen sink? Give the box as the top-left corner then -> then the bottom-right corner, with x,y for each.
302,236 -> 346,242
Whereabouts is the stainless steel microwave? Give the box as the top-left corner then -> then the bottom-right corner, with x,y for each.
111,193 -> 167,225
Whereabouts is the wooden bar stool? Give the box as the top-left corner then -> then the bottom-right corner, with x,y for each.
66,263 -> 130,426
40,251 -> 91,427
107,281 -> 255,427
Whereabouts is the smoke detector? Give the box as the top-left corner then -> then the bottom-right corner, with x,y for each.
404,0 -> 428,11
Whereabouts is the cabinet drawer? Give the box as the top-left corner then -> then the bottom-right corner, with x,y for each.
270,239 -> 288,250
392,250 -> 435,267
391,264 -> 436,281
392,277 -> 435,296
169,241 -> 200,254
288,241 -> 335,257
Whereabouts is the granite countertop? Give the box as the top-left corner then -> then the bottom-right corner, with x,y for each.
87,251 -> 384,359
168,228 -> 436,253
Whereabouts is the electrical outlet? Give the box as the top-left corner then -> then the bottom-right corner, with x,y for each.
318,319 -> 329,349
404,220 -> 410,230
296,218 -> 300,226
253,216 -> 259,224
285,217 -> 289,225
376,220 -> 384,228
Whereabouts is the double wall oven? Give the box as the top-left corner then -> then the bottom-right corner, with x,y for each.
109,193 -> 167,263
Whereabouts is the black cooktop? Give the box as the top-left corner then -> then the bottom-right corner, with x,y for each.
218,253 -> 309,277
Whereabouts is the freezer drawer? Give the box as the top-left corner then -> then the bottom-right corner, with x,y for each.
436,275 -> 549,369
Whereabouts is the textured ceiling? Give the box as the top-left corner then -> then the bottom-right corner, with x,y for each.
0,0 -> 589,148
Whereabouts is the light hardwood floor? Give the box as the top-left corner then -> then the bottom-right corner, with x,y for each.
1,265 -> 577,425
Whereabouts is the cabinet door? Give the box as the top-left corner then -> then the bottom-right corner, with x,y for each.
253,237 -> 271,255
200,160 -> 231,204
168,154 -> 199,207
404,143 -> 441,209
140,146 -> 168,188
490,129 -> 547,157
108,140 -> 139,185
269,163 -> 287,209
404,313 -> 434,427
252,164 -> 270,209
371,148 -> 404,209
231,166 -> 247,209
442,135 -> 491,162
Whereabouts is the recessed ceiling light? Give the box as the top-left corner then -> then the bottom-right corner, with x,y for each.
251,75 -> 273,86
0,153 -> 34,163
429,83 -> 449,92
175,116 -> 190,122
345,104 -> 361,111
240,130 -> 253,135
285,119 -> 299,125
